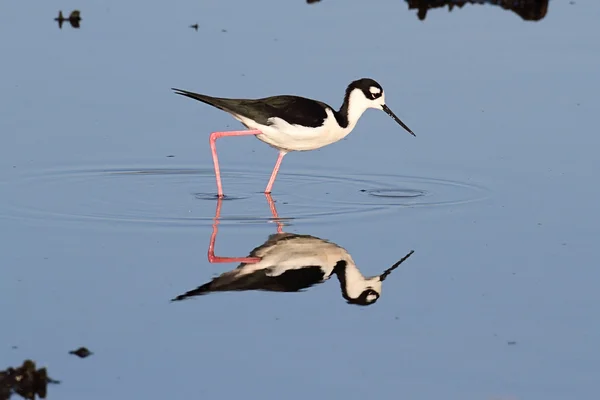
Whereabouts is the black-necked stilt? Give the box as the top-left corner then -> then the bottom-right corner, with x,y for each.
172,78 -> 416,197
172,231 -> 414,305
171,195 -> 415,305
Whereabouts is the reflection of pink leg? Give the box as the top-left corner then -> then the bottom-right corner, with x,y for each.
207,197 -> 261,264
210,130 -> 262,197
265,151 -> 287,194
265,193 -> 284,234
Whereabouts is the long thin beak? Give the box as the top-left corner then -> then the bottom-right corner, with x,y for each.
382,104 -> 416,137
379,250 -> 415,281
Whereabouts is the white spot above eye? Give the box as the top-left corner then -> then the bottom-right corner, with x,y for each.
369,86 -> 382,95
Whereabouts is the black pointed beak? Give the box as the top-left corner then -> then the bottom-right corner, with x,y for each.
382,105 -> 415,137
379,250 -> 415,281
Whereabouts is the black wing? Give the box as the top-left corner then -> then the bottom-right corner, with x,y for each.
172,89 -> 331,128
171,265 -> 326,301
255,95 -> 330,128
268,266 -> 326,291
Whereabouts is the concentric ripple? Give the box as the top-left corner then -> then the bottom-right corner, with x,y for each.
367,189 -> 425,198
0,164 -> 490,229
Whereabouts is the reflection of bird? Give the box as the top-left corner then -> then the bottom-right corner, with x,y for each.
172,78 -> 416,197
172,233 -> 414,306
55,10 -> 81,29
190,23 -> 199,31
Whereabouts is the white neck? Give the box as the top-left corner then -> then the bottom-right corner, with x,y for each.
344,89 -> 374,131
342,263 -> 382,299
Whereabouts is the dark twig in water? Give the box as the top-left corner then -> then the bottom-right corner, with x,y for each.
55,10 -> 81,29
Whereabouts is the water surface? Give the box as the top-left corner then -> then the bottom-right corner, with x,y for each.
1,1 -> 599,399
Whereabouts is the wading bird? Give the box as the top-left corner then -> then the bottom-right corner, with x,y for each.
172,78 -> 415,197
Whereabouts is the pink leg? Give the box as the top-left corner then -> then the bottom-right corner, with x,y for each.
207,197 -> 261,264
265,151 -> 287,194
210,129 -> 262,197
265,193 -> 284,234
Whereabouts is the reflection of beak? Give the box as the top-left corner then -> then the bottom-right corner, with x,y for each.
382,104 -> 416,137
379,250 -> 415,281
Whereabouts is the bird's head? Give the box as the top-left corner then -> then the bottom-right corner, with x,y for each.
333,250 -> 414,306
345,78 -> 416,137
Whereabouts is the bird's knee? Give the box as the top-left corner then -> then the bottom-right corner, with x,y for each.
209,131 -> 222,142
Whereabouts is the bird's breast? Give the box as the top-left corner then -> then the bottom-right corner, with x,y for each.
256,115 -> 352,152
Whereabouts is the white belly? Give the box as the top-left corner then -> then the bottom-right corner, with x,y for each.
234,108 -> 354,152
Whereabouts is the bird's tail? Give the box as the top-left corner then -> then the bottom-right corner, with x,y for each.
171,88 -> 235,114
170,281 -> 214,302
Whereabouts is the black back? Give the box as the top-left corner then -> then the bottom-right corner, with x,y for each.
172,89 -> 330,128
172,77 -> 384,129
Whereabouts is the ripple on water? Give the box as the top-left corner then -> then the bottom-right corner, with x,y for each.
0,164 -> 490,229
367,189 -> 426,198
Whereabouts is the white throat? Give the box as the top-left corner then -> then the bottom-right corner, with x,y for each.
345,89 -> 384,131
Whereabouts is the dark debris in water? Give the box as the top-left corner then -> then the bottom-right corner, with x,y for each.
54,10 -> 81,29
69,347 -> 93,358
190,23 -> 199,31
0,360 -> 59,400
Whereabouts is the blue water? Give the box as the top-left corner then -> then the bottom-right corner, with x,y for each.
1,1 -> 599,399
